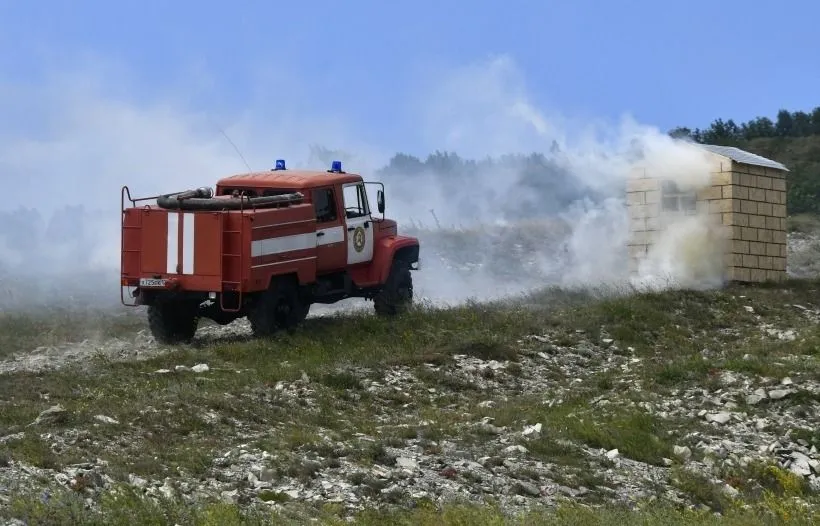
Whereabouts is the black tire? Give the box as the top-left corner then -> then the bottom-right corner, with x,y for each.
374,259 -> 413,316
147,302 -> 199,345
247,278 -> 306,337
293,301 -> 311,324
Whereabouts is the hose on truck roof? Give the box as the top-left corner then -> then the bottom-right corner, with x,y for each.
155,187 -> 304,211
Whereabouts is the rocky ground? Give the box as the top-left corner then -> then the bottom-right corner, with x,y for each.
1,283 -> 820,525
1,231 -> 820,524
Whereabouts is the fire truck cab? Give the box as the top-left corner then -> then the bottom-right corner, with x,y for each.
120,160 -> 420,344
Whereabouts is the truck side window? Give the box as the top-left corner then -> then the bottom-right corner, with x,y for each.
343,183 -> 370,218
313,188 -> 337,223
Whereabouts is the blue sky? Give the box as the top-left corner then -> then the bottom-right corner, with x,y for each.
2,0 -> 818,152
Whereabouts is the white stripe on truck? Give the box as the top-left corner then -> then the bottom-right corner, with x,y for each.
317,225 -> 344,246
182,212 -> 195,275
252,232 -> 315,257
251,226 -> 345,258
166,212 -> 179,274
166,211 -> 196,275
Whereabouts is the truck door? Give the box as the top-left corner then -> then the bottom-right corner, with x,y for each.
312,186 -> 346,273
342,182 -> 374,265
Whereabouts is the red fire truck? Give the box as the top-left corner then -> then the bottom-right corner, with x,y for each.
120,160 -> 420,344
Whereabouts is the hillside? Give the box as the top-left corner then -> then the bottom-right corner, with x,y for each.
2,279 -> 820,525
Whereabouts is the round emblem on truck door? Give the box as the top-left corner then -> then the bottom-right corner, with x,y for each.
353,226 -> 366,252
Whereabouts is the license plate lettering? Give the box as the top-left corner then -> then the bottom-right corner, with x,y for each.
139,278 -> 167,288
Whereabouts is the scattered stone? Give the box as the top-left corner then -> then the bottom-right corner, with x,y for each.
522,423 -> 542,437
768,389 -> 793,400
704,412 -> 732,425
395,457 -> 418,471
29,405 -> 67,427
191,363 -> 210,373
674,446 -> 692,461
514,481 -> 541,497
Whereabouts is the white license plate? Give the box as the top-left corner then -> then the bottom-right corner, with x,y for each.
139,278 -> 167,288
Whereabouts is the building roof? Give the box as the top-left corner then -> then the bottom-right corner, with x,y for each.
217,170 -> 363,190
698,144 -> 789,172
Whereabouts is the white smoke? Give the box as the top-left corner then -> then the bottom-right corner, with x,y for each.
0,54 -> 727,311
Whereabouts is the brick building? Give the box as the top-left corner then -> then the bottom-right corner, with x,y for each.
627,144 -> 789,283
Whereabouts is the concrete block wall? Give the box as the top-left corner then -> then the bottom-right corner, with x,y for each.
626,175 -> 660,275
717,163 -> 788,283
626,157 -> 788,283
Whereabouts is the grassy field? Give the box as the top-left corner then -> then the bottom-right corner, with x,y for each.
1,280 -> 820,524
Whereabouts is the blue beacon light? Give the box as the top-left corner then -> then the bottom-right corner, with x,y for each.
274,159 -> 286,170
330,160 -> 342,172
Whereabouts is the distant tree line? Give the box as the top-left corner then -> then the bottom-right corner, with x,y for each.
668,107 -> 820,145
669,106 -> 820,216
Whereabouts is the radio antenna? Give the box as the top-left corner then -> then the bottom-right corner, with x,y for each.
216,124 -> 253,173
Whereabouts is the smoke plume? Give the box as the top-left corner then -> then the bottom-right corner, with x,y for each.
0,55 -> 726,311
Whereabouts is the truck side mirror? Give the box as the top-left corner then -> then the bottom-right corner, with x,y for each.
377,190 -> 385,214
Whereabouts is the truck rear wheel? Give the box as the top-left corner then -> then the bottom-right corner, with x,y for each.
147,303 -> 199,345
374,259 -> 413,316
247,279 -> 306,337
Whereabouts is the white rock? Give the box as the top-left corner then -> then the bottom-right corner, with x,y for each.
128,474 -> 147,488
705,412 -> 732,424
769,389 -> 792,400
790,459 -> 812,477
723,484 -> 740,499
674,446 -> 692,460
396,457 -> 418,471
605,449 -> 620,460
158,482 -> 175,499
522,423 -> 542,437
94,415 -> 119,425
221,489 -> 239,503
191,363 -> 209,373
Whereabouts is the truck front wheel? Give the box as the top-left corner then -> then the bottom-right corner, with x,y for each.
147,302 -> 199,345
374,259 -> 413,316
